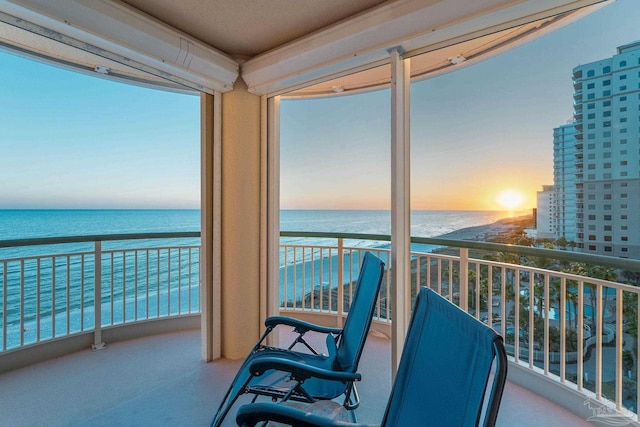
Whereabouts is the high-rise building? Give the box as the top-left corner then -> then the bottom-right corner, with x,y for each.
536,185 -> 555,239
552,124 -> 578,242
571,40 -> 640,258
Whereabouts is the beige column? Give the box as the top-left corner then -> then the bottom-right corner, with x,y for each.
200,92 -> 222,361
220,77 -> 263,358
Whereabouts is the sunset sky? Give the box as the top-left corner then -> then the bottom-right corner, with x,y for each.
1,0 -> 639,211
280,0 -> 640,211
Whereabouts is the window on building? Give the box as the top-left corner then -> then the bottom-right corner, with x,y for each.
588,133 -> 596,139
604,173 -> 612,179
605,246 -> 612,252
588,214 -> 596,220
603,135 -> 611,141
620,74 -> 627,80
589,225 -> 596,230
603,79 -> 611,86
621,160 -> 628,166
588,70 -> 595,77
621,150 -> 628,155
604,90 -> 611,96
620,61 -> 627,67
621,204 -> 628,208
604,152 -> 612,158
587,123 -> 595,129
621,139 -> 627,144
588,113 -> 596,119
605,215 -> 612,220
588,204 -> 596,210
621,96 -> 627,101
588,164 -> 595,169
588,174 -> 596,179
589,245 -> 596,251
604,236 -> 612,241
622,248 -> 628,252
587,93 -> 595,99
604,121 -> 611,127
621,215 -> 628,219
604,204 -> 612,210
620,86 -> 627,91
603,162 -> 611,169
621,128 -> 628,133
604,225 -> 612,231
620,117 -> 627,122
603,111 -> 611,117
589,235 -> 596,240
588,103 -> 595,109
604,183 -> 612,189
588,193 -> 596,199
604,100 -> 611,107
604,66 -> 611,73
622,236 -> 628,241
604,194 -> 612,199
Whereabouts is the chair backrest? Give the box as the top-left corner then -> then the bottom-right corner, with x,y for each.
382,287 -> 507,427
335,252 -> 385,372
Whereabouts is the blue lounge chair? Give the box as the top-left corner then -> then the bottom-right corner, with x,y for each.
236,287 -> 508,427
211,252 -> 386,427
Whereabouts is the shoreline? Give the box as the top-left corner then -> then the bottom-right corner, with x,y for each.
434,213 -> 533,242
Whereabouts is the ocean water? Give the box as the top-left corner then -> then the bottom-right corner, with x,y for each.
0,209 -> 509,242
0,209 -> 509,347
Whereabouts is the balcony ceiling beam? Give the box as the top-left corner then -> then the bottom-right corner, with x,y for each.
0,0 -> 239,94
242,0 -> 609,97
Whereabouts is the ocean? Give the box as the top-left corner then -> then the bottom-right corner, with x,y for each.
0,208 -> 511,264
1,209 -> 509,241
0,209 -> 510,348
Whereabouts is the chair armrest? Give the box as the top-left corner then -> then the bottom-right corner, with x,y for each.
265,316 -> 342,335
249,356 -> 361,382
237,402 -> 373,427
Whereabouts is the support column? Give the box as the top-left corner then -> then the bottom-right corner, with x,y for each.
265,96 -> 281,346
390,49 -> 411,375
220,77 -> 263,359
200,91 -> 221,361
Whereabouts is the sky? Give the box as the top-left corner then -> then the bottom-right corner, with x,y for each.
0,51 -> 201,209
1,0 -> 640,211
280,0 -> 640,211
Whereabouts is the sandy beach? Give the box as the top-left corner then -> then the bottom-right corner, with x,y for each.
435,213 -> 533,242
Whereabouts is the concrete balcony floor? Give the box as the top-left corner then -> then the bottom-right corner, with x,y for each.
0,329 -> 593,427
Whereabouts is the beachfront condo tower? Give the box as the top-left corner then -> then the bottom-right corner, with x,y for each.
536,184 -> 556,239
570,40 -> 640,258
552,124 -> 579,242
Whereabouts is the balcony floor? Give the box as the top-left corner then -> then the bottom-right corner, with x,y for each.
0,329 -> 593,426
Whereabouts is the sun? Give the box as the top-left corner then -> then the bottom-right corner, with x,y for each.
496,189 -> 525,210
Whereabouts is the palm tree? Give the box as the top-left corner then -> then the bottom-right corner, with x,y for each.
565,262 -> 617,331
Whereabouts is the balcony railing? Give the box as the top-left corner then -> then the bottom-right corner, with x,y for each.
3,230 -> 640,421
280,231 -> 640,420
0,233 -> 201,352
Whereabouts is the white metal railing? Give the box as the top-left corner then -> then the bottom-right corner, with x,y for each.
0,233 -> 200,352
279,232 -> 640,421
3,230 -> 640,419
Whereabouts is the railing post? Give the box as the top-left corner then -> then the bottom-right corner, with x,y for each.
459,248 -> 469,312
92,241 -> 105,350
337,238 -> 344,327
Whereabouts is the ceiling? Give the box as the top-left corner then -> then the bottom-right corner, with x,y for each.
121,0 -> 388,58
0,0 -> 612,96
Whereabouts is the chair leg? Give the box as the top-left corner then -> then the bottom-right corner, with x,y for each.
211,364 -> 254,427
